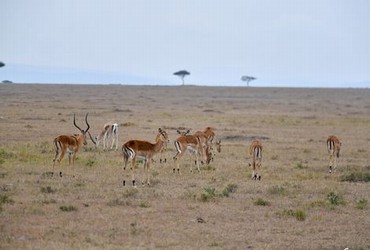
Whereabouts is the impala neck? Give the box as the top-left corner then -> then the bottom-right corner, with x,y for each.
153,136 -> 165,153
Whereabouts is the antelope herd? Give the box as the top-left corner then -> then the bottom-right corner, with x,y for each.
52,114 -> 342,186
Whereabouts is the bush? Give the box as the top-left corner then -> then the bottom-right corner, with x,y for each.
0,194 -> 14,205
341,172 -> 370,183
200,187 -> 217,202
356,199 -> 368,210
59,205 -> 78,212
254,198 -> 270,206
40,186 -> 56,193
279,209 -> 306,221
327,192 -> 345,206
222,183 -> 238,197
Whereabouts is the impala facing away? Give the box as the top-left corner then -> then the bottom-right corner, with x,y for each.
327,135 -> 341,173
89,122 -> 119,150
173,129 -> 212,174
52,113 -> 90,177
249,140 -> 263,180
122,128 -> 169,186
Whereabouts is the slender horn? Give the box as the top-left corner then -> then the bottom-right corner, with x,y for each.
73,114 -> 83,132
88,131 -> 96,145
85,113 -> 90,133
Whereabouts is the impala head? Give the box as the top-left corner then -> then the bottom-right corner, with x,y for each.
158,128 -> 169,143
73,113 -> 90,145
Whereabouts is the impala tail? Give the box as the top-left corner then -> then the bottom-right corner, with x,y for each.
122,145 -> 135,169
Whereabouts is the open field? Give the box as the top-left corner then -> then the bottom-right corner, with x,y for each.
1,84 -> 369,249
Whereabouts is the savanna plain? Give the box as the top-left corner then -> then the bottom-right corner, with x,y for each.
0,84 -> 369,249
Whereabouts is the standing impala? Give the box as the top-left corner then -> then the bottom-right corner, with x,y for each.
52,113 -> 90,177
249,140 -> 263,180
122,128 -> 169,186
173,129 -> 212,174
327,135 -> 341,173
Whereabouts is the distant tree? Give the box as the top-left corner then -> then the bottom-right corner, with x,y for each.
0,62 -> 5,68
241,75 -> 256,87
174,70 -> 190,85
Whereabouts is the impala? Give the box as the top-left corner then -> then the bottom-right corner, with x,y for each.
89,122 -> 119,150
249,140 -> 263,180
327,135 -> 341,173
193,127 -> 221,163
173,130 -> 211,174
52,113 -> 90,177
122,128 -> 169,186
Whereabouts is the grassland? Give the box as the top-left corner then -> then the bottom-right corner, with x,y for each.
0,84 -> 369,249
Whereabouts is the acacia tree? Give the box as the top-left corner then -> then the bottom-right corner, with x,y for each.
173,70 -> 190,85
0,62 -> 5,68
241,75 -> 256,87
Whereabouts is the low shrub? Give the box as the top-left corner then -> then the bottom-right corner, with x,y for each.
254,198 -> 270,206
59,205 -> 78,212
341,172 -> 370,183
40,186 -> 56,194
200,187 -> 217,202
327,192 -> 345,206
356,199 -> 368,210
278,209 -> 306,221
222,183 -> 238,197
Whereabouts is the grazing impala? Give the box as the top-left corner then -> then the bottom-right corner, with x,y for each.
327,135 -> 341,173
52,113 -> 90,177
173,130 -> 212,174
89,122 -> 119,150
122,128 -> 169,186
193,127 -> 221,163
249,140 -> 263,180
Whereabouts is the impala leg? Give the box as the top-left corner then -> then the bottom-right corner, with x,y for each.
329,154 -> 333,173
131,159 -> 136,187
173,150 -> 183,174
195,152 -> 201,173
58,147 -> 67,177
71,151 -> 77,178
52,147 -> 60,176
146,160 -> 151,186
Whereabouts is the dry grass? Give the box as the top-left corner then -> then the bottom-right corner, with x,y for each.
0,84 -> 369,249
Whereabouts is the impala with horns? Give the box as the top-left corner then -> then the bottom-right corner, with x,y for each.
173,130 -> 212,174
249,140 -> 263,180
327,135 -> 341,173
52,113 -> 90,177
89,122 -> 119,151
122,128 -> 169,187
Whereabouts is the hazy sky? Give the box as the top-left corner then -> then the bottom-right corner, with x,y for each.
1,0 -> 370,87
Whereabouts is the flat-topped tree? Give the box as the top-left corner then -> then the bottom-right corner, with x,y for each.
174,70 -> 190,85
241,75 -> 256,87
